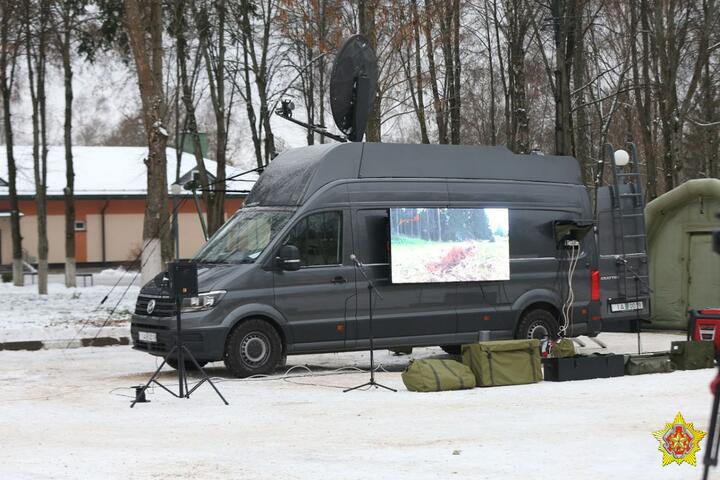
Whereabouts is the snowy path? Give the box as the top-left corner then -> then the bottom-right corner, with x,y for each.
0,333 -> 716,480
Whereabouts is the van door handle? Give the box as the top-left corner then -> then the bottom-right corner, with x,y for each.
332,276 -> 348,284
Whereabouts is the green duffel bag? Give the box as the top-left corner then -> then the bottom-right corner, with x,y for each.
670,341 -> 715,370
625,352 -> 675,375
462,339 -> 542,387
550,338 -> 576,358
401,359 -> 477,392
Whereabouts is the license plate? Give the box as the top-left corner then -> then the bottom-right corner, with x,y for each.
610,301 -> 644,313
138,331 -> 157,343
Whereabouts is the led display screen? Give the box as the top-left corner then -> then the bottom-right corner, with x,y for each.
389,208 -> 510,283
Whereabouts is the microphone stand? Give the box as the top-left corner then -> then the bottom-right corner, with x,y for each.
344,254 -> 396,393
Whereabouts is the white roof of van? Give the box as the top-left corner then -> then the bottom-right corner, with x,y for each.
0,145 -> 257,196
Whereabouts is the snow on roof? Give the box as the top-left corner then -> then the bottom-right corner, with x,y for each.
0,146 -> 257,196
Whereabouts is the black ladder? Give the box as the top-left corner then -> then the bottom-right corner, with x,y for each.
605,142 -> 650,300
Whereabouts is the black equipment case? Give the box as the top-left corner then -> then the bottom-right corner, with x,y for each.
542,354 -> 625,382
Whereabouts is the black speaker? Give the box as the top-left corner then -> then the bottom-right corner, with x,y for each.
168,260 -> 198,298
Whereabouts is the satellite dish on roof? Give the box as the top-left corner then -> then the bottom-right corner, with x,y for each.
329,34 -> 378,142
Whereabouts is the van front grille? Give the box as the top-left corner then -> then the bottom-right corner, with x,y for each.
135,295 -> 175,317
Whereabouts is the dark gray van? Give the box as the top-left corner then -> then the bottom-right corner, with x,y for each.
131,143 -> 601,377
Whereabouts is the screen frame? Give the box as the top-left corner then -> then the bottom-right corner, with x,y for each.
388,206 -> 510,285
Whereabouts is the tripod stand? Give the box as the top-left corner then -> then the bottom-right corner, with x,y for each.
344,254 -> 396,393
131,262 -> 228,407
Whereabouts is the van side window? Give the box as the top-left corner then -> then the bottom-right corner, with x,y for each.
356,209 -> 390,264
285,211 -> 342,267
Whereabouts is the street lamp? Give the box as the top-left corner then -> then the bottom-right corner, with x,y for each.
614,149 -> 630,167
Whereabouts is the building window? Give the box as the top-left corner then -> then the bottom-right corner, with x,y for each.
74,220 -> 86,232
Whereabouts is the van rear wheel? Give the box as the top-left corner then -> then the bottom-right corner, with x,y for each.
224,319 -> 282,378
516,308 -> 559,341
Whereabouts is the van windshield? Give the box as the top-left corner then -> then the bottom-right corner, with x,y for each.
193,209 -> 292,264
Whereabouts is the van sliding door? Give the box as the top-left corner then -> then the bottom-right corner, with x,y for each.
347,208 -> 458,349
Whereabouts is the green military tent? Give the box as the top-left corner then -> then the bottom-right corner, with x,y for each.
646,179 -> 720,329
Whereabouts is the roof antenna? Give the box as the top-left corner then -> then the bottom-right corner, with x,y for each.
274,34 -> 378,144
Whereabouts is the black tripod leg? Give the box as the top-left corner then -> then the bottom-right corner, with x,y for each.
182,346 -> 229,405
343,381 -> 372,393
373,382 -> 397,392
130,346 -> 177,408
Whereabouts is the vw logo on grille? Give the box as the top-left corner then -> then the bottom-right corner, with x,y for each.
146,299 -> 156,315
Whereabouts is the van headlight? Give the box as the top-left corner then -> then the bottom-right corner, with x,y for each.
181,291 -> 226,312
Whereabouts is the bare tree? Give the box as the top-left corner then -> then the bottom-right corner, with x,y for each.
359,0 -> 381,141
652,0 -> 716,191
0,0 -> 24,286
630,0 -> 659,198
504,0 -> 535,153
24,0 -> 52,294
194,0 -> 237,233
51,0 -> 88,287
123,0 -> 171,283
230,0 -> 281,166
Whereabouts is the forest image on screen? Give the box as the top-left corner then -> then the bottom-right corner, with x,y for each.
390,208 -> 509,283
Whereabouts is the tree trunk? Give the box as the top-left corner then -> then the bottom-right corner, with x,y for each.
437,0 -> 456,144
61,21 -> 75,287
451,0 -> 461,144
176,0 -> 212,237
505,0 -> 531,154
0,2 -> 23,286
552,0 -> 575,156
571,3 -> 589,185
209,0 -> 227,234
492,0 -> 510,145
411,0 -> 429,143
483,0 -> 496,145
423,0 -> 447,144
360,0 -> 380,142
701,62 -> 718,179
25,0 -> 50,295
124,0 -> 170,284
631,0 -> 658,198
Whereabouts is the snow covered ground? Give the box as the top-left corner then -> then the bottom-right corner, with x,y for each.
1,332 -> 717,480
0,271 -> 139,342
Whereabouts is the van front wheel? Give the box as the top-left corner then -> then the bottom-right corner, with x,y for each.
224,319 -> 282,378
516,308 -> 559,341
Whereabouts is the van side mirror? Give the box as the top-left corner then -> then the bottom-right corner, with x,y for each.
277,245 -> 302,271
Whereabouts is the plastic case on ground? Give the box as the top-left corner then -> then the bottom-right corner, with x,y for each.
542,354 -> 625,382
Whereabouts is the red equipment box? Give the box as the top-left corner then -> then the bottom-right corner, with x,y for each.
689,309 -> 720,352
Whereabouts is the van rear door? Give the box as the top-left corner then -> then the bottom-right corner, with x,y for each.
596,184 -> 651,331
